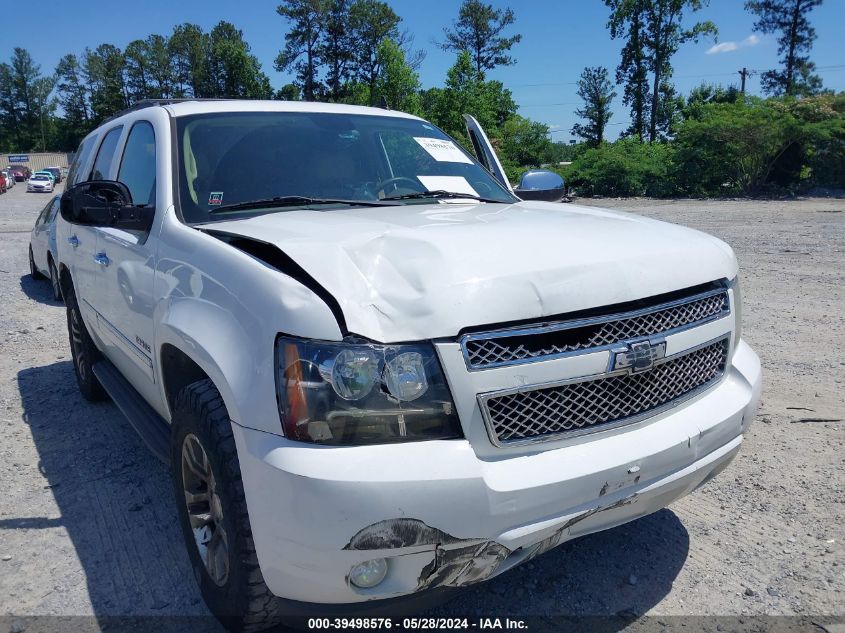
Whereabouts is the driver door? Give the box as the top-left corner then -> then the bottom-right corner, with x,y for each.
462,114 -> 514,193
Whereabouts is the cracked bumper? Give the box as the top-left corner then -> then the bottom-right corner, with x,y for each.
231,340 -> 761,605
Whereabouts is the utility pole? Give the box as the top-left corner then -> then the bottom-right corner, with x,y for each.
738,67 -> 751,93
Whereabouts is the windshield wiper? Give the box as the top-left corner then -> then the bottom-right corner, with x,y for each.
209,196 -> 391,214
379,190 -> 503,203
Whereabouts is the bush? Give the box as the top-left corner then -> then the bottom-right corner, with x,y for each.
565,139 -> 676,197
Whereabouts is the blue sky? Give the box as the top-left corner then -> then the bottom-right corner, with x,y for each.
2,0 -> 844,139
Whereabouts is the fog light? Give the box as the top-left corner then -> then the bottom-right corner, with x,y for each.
349,558 -> 388,588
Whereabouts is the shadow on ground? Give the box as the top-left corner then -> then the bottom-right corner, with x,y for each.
12,360 -> 689,632
19,273 -> 61,306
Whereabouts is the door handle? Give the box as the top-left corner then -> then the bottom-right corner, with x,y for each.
93,252 -> 110,267
67,235 -> 79,248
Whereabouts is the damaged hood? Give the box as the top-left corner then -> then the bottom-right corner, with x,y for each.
199,201 -> 738,342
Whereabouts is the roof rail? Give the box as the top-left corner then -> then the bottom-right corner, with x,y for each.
99,98 -> 233,125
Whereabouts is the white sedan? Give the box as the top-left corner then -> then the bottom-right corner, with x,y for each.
29,195 -> 62,301
27,174 -> 54,193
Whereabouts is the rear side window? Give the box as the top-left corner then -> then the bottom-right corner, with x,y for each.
117,122 -> 156,206
89,126 -> 123,181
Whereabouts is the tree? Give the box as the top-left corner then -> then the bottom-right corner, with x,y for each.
276,0 -> 324,100
207,22 -> 273,99
371,38 -> 421,114
572,66 -> 617,146
319,0 -> 355,101
427,51 -> 517,145
0,49 -> 57,150
349,0 -> 401,98
606,0 -> 650,140
683,82 -> 742,119
643,0 -> 716,141
607,0 -> 717,142
498,115 -> 552,167
55,54 -> 91,148
145,34 -> 175,99
745,0 -> 824,96
170,24 -> 208,97
84,44 -> 129,122
441,0 -> 521,75
124,39 -> 152,101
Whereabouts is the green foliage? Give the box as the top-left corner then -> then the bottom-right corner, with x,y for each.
498,115 -> 552,167
371,39 -> 422,114
566,139 -> 676,197
425,51 -> 517,148
275,0 -> 324,100
441,0 -> 522,74
746,0 -> 824,97
0,48 -> 56,151
606,0 -> 718,142
572,66 -> 616,146
673,94 -> 845,195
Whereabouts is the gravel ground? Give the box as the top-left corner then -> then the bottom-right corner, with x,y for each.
0,186 -> 842,630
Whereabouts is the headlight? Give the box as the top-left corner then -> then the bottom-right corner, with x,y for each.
275,337 -> 462,445
729,276 -> 742,351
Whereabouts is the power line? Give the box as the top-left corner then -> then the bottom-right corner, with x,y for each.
509,64 -> 845,89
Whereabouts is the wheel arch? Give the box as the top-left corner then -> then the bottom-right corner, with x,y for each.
155,301 -> 263,431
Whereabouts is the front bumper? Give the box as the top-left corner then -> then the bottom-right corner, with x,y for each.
232,340 -> 761,606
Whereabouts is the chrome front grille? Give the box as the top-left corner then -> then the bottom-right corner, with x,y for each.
480,338 -> 729,446
462,288 -> 729,370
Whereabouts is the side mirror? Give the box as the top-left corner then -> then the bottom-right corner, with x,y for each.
514,169 -> 566,202
60,180 -> 154,231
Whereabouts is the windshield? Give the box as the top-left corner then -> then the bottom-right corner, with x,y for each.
175,111 -> 516,223
32,175 -> 49,181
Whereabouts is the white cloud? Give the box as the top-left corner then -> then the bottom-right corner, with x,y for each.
706,34 -> 761,55
707,42 -> 739,54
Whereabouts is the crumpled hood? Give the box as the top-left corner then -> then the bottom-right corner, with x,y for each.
199,201 -> 738,342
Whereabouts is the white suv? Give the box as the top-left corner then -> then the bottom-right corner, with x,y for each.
56,99 -> 761,630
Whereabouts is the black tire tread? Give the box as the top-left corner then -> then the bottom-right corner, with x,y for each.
173,379 -> 286,632
64,285 -> 107,401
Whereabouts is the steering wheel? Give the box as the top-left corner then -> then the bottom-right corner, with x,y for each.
377,176 -> 425,197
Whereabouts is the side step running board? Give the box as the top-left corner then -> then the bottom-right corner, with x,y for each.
92,360 -> 171,466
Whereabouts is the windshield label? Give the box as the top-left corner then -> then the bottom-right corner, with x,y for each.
208,192 -> 224,206
417,176 -> 479,197
414,137 -> 473,164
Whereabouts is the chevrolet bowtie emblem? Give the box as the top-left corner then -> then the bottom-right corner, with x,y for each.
610,339 -> 667,374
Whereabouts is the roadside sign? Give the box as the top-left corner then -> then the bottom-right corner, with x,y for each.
7,155 -> 28,163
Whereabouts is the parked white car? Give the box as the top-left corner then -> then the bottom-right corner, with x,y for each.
2,169 -> 16,188
29,195 -> 62,300
27,174 -> 54,193
56,100 -> 762,631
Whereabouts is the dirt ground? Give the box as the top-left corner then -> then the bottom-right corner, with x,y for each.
0,186 -> 842,630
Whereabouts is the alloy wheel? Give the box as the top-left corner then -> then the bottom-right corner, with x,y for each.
181,433 -> 229,587
69,306 -> 87,382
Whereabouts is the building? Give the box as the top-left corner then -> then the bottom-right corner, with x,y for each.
2,152 -> 74,173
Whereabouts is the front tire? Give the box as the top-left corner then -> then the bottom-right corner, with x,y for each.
65,285 -> 106,401
171,379 -> 284,632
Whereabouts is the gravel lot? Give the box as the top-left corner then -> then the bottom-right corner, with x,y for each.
0,185 -> 842,629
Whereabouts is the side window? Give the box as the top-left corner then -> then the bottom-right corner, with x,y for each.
47,198 -> 61,223
35,199 -> 52,225
117,122 -> 156,206
89,126 -> 123,181
67,138 -> 94,185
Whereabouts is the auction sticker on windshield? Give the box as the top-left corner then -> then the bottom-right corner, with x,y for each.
414,137 -> 473,164
417,175 -> 479,196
